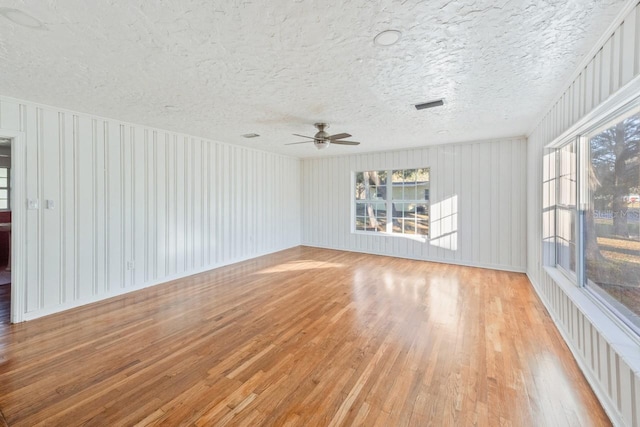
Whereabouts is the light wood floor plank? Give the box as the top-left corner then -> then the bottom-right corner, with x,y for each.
0,246 -> 610,426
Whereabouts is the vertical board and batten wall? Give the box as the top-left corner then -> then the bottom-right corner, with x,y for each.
302,137 -> 527,272
0,95 -> 302,320
528,2 -> 640,426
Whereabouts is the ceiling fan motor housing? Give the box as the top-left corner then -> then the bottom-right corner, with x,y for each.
314,130 -> 329,139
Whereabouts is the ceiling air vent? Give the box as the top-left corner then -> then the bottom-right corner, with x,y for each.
415,99 -> 444,110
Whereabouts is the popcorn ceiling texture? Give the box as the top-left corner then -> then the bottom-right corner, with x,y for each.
0,0 -> 626,157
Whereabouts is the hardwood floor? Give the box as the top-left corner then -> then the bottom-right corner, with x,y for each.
0,246 -> 610,426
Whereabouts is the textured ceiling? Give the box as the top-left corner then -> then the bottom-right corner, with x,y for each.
0,0 -> 628,158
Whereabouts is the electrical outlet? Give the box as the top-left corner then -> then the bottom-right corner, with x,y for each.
127,261 -> 135,270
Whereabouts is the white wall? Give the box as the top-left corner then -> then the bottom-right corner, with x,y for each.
528,3 -> 640,426
0,95 -> 302,321
302,137 -> 527,272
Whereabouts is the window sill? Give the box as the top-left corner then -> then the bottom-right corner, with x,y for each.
352,230 -> 427,243
544,266 -> 640,375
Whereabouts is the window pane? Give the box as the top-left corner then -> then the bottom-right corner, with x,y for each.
391,170 -> 405,200
585,112 -> 640,329
0,168 -> 7,178
0,190 -> 7,199
393,218 -> 404,234
355,172 -> 365,200
0,200 -> 6,210
557,207 -> 576,272
0,177 -> 7,188
364,170 -> 387,186
361,170 -> 387,200
417,220 -> 429,236
403,217 -> 417,234
355,202 -> 386,232
417,183 -> 429,201
556,141 -> 577,275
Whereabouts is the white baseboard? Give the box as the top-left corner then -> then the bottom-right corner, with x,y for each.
526,272 -> 624,427
302,243 -> 527,273
21,244 -> 299,322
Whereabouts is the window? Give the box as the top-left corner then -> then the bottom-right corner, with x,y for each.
552,106 -> 640,333
354,168 -> 430,238
584,111 -> 640,330
0,168 -> 9,210
556,140 -> 577,276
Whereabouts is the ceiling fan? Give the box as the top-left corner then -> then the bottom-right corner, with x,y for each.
286,123 -> 361,150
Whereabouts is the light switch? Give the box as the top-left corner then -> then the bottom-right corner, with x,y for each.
27,199 -> 39,210
46,199 -> 55,210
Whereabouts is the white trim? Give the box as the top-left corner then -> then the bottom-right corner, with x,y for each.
0,95 -> 299,163
529,0 -> 640,136
351,230 -> 427,243
546,74 -> 640,148
0,129 -> 25,323
528,270 -> 630,427
301,135 -> 527,160
22,244 -> 297,321
544,267 -> 640,372
352,168 -> 431,241
546,75 -> 640,341
303,243 -> 527,273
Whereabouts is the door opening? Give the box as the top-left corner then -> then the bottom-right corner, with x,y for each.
0,137 -> 11,324
0,129 -> 24,324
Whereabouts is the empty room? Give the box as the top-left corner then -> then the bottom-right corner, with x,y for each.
1,0 -> 640,425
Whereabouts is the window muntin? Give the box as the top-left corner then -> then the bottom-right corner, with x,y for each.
0,168 -> 9,210
354,168 -> 429,238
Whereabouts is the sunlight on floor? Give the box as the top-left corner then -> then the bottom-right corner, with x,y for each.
254,260 -> 345,274
427,276 -> 460,331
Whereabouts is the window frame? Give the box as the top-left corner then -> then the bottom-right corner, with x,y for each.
352,168 -> 430,241
548,82 -> 640,340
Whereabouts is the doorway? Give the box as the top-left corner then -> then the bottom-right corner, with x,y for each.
0,130 -> 25,324
0,138 -> 10,323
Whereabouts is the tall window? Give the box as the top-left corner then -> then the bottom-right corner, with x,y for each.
553,107 -> 640,333
556,141 -> 577,275
354,168 -> 430,238
0,168 -> 9,210
584,111 -> 640,330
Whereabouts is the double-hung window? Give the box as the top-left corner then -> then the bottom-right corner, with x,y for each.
354,168 -> 430,238
552,101 -> 640,333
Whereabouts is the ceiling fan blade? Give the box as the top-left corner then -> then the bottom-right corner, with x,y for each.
331,140 -> 360,145
285,141 -> 313,145
292,133 -> 315,139
327,133 -> 351,140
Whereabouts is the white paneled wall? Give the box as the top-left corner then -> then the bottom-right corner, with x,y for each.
0,95 -> 301,321
302,137 -> 527,272
528,3 -> 640,426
